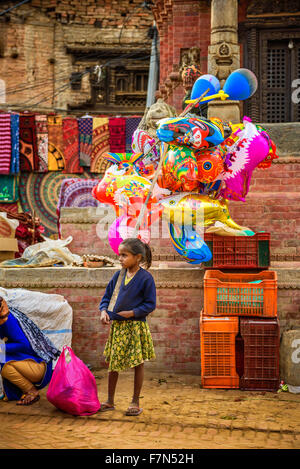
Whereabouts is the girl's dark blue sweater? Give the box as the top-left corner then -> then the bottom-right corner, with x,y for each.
99,267 -> 156,322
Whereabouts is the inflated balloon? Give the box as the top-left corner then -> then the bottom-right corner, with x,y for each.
218,119 -> 270,202
156,116 -> 225,149
119,216 -> 151,244
131,129 -> 156,155
189,74 -> 221,103
160,193 -> 245,231
195,147 -> 224,183
157,145 -> 199,192
223,68 -> 258,101
108,214 -> 154,255
92,164 -> 166,217
169,223 -> 212,264
103,150 -> 156,179
103,152 -> 143,166
206,221 -> 255,237
108,216 -> 125,254
255,127 -> 279,169
91,76 -> 276,265
130,129 -> 160,177
257,139 -> 278,169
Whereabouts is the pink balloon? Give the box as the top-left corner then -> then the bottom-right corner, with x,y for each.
108,215 -> 151,255
108,217 -> 124,254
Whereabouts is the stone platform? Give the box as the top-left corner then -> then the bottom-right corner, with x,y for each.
1,262 -> 299,374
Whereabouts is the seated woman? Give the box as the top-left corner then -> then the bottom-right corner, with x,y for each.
0,297 -> 60,405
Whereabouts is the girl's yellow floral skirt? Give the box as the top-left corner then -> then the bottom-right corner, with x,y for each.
104,320 -> 155,372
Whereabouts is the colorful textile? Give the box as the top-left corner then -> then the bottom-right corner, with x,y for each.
90,117 -> 111,173
19,171 -> 90,237
47,115 -> 64,171
57,177 -> 99,236
108,117 -> 126,153
0,201 -> 19,214
0,113 -> 11,174
10,114 -> 19,174
19,114 -> 38,171
103,320 -> 155,372
57,178 -> 99,213
0,175 -> 18,202
35,114 -> 48,173
62,117 -> 82,174
78,117 -> 93,167
8,306 -> 60,363
0,310 -> 55,401
125,116 -> 141,152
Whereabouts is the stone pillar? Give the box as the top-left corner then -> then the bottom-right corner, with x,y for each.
207,0 -> 240,123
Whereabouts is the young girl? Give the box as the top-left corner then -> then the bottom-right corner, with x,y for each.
99,238 -> 156,416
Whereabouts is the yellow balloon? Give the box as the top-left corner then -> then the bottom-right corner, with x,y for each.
160,193 -> 244,230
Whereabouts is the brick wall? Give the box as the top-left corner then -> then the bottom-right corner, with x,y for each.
0,0 -> 153,111
0,265 -> 299,373
153,0 -> 211,111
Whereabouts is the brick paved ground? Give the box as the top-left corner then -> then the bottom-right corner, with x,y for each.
1,370 -> 300,449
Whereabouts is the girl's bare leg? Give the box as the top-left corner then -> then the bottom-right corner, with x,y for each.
132,363 -> 144,407
107,370 -> 119,406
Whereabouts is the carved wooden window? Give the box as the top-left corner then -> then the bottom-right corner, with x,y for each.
266,42 -> 290,123
135,73 -> 148,92
241,24 -> 300,123
67,49 -> 150,114
116,76 -> 129,92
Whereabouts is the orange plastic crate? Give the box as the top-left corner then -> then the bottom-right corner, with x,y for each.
200,312 -> 239,389
239,317 -> 280,391
204,232 -> 270,269
204,270 -> 277,317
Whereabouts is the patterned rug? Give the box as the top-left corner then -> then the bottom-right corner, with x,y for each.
19,114 -> 39,171
57,177 -> 100,236
62,117 -> 83,174
109,117 -> 126,153
19,171 -> 93,237
90,117 -> 111,173
35,114 -> 48,173
78,117 -> 93,167
10,113 -> 20,174
0,175 -> 18,203
47,116 -> 65,171
125,116 -> 142,152
0,113 -> 11,174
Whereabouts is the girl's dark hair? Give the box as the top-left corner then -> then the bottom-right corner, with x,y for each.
120,238 -> 152,269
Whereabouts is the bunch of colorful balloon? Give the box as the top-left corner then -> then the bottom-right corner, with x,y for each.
92,68 -> 278,263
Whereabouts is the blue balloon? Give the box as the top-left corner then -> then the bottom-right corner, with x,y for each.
190,74 -> 221,102
169,223 -> 212,264
223,68 -> 258,101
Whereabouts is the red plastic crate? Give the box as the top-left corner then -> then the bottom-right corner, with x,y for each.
204,270 -> 277,317
200,312 -> 239,389
239,317 -> 280,391
204,232 -> 270,269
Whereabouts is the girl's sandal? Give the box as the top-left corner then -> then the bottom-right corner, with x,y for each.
125,405 -> 143,416
16,392 -> 40,406
99,402 -> 115,412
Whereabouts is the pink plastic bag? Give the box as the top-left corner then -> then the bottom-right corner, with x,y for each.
47,346 -> 101,416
